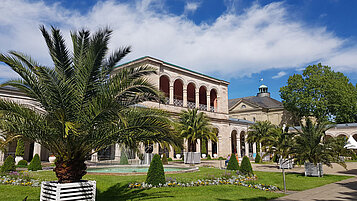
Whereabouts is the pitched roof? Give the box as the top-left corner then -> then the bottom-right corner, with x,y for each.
229,96 -> 283,110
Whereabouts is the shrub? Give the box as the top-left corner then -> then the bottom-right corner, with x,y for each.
174,146 -> 181,154
17,160 -> 28,167
168,157 -> 173,161
201,139 -> 207,154
240,156 -> 253,176
227,154 -> 239,170
162,153 -> 168,165
218,156 -> 226,160
146,154 -> 165,185
119,151 -> 129,165
207,154 -> 212,160
28,154 -> 42,171
272,154 -> 278,163
255,154 -> 262,163
1,155 -> 16,172
15,138 -> 25,157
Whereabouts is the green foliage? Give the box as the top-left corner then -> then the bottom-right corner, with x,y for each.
207,154 -> 212,160
174,146 -> 181,154
146,154 -> 165,185
218,156 -> 225,160
227,154 -> 239,170
17,160 -> 28,167
15,138 -> 25,157
161,153 -> 168,165
247,121 -> 274,153
168,157 -> 173,161
280,63 -> 357,123
272,154 -> 278,163
264,126 -> 295,160
0,26 -> 180,182
240,156 -> 253,176
201,139 -> 207,154
1,155 -> 16,172
119,151 -> 129,165
255,154 -> 261,163
293,118 -> 345,168
28,154 -> 42,171
177,109 -> 216,152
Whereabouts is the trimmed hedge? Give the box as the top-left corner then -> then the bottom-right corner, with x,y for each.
146,154 -> 165,186
255,154 -> 262,163
207,154 -> 212,160
201,139 -> 207,154
162,153 -> 168,165
28,154 -> 42,171
240,156 -> 253,176
227,154 -> 239,170
17,160 -> 28,167
168,157 -> 173,161
15,138 -> 25,157
119,151 -> 129,165
1,155 -> 16,172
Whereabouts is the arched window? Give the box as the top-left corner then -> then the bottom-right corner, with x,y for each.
199,86 -> 207,111
187,83 -> 196,109
241,105 -> 246,109
231,130 -> 237,154
173,79 -> 183,106
210,89 -> 218,112
159,75 -> 170,104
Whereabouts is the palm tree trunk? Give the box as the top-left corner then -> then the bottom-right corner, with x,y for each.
54,158 -> 87,183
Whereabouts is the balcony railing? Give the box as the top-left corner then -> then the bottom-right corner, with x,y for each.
173,99 -> 183,107
187,101 -> 196,109
199,104 -> 207,111
210,106 -> 215,112
165,97 -> 170,104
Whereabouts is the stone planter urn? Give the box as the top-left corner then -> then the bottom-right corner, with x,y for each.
15,156 -> 23,165
40,180 -> 96,201
213,154 -> 218,158
175,154 -> 181,159
48,155 -> 56,163
201,154 -> 206,158
304,162 -> 323,177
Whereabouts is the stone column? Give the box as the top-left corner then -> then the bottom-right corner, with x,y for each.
153,143 -> 159,154
217,135 -> 222,157
207,93 -> 211,111
207,140 -> 212,156
183,87 -> 187,107
114,143 -> 121,161
169,82 -> 174,105
169,145 -> 174,159
196,139 -> 201,153
0,150 -> 4,163
91,150 -> 98,162
253,143 -> 257,156
33,142 -> 41,158
237,137 -> 241,158
195,90 -> 199,108
244,135 -> 249,157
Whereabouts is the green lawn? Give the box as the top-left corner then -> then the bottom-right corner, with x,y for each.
0,167 -> 352,201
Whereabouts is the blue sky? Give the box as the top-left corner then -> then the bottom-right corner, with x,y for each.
1,0 -> 357,101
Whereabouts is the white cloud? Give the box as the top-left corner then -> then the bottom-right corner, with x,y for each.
272,71 -> 287,79
184,2 -> 201,14
0,64 -> 20,79
0,0 -> 356,80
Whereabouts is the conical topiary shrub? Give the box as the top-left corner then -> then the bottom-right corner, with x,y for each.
227,154 -> 239,170
240,156 -> 253,176
146,154 -> 165,186
119,150 -> 129,165
162,153 -> 168,165
1,155 -> 16,172
28,154 -> 42,171
15,138 -> 25,157
255,154 -> 262,163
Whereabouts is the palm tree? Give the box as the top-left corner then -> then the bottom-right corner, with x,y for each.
293,118 -> 346,170
247,120 -> 274,155
177,108 -> 217,152
0,26 -> 179,183
264,126 -> 295,160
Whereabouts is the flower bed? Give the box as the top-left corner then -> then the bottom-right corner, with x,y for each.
0,171 -> 41,187
129,174 -> 278,191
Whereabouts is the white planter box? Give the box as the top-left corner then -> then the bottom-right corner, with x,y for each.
305,162 -> 323,177
15,156 -> 23,165
184,152 -> 201,164
213,154 -> 218,158
49,156 -> 56,163
40,180 -> 96,201
201,154 -> 206,158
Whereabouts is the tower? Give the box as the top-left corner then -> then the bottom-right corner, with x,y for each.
257,84 -> 270,97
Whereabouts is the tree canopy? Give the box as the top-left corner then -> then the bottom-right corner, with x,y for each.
280,63 -> 357,123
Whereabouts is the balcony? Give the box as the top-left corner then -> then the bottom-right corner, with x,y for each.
187,101 -> 196,109
173,99 -> 183,107
199,104 -> 207,111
